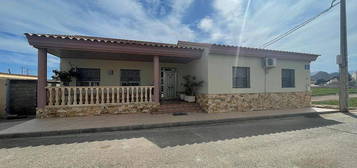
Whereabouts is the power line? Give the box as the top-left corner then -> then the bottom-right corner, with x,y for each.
260,0 -> 340,48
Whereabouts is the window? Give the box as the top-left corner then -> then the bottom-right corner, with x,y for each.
282,69 -> 295,88
77,68 -> 100,86
120,69 -> 140,86
232,67 -> 250,88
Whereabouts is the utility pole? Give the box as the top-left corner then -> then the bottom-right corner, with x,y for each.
339,0 -> 349,112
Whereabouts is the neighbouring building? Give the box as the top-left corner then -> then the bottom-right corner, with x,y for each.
25,33 -> 318,118
352,72 -> 357,81
325,76 -> 339,86
47,79 -> 61,87
0,73 -> 38,118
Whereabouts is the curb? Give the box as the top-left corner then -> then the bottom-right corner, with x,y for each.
312,104 -> 357,110
0,110 -> 340,139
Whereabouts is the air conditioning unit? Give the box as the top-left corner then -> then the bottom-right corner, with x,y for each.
264,58 -> 277,68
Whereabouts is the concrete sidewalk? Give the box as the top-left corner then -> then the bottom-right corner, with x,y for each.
0,107 -> 338,139
312,94 -> 357,101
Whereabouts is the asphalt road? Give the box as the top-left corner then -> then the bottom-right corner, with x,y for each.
0,112 -> 356,168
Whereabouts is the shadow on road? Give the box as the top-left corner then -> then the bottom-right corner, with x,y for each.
0,118 -> 32,132
0,114 -> 342,149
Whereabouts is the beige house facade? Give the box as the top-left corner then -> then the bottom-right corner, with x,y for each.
26,33 -> 318,118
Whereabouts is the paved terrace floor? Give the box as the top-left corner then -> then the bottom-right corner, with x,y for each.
0,107 -> 336,137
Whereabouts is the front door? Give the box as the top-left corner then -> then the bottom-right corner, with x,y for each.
161,67 -> 176,99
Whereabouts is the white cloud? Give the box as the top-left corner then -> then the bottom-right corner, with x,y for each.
0,0 -> 196,42
196,0 -> 357,72
1,0 -> 356,74
198,17 -> 213,32
0,0 -> 196,74
0,36 -> 33,54
213,0 -> 244,21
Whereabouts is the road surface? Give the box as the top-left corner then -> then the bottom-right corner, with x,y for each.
0,112 -> 356,168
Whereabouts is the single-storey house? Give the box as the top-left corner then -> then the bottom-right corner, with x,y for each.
326,77 -> 339,86
25,33 -> 318,118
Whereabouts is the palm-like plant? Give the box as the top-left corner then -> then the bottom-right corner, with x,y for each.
52,68 -> 79,86
182,75 -> 203,96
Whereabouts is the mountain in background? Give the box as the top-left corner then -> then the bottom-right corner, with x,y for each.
311,71 -> 353,81
310,71 -> 319,76
311,71 -> 333,81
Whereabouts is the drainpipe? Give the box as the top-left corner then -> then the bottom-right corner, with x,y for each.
264,56 -> 267,94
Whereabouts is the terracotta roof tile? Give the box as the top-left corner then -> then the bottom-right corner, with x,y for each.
25,33 -> 203,50
25,33 -> 319,59
177,40 -> 319,57
211,43 -> 319,57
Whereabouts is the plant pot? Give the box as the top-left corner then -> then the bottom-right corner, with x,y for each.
179,94 -> 185,100
184,95 -> 195,102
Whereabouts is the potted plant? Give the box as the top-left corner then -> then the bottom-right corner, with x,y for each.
178,92 -> 186,100
52,68 -> 79,86
182,75 -> 203,102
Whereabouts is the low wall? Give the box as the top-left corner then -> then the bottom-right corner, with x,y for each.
196,92 -> 311,113
37,102 -> 159,118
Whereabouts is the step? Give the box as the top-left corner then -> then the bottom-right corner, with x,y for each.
157,109 -> 202,113
153,103 -> 203,114
152,110 -> 203,114
158,107 -> 201,111
158,105 -> 201,109
159,104 -> 200,107
158,106 -> 201,110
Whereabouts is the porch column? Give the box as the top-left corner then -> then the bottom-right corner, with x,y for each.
153,56 -> 160,103
37,48 -> 47,109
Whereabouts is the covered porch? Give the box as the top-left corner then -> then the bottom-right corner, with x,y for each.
25,33 -> 203,117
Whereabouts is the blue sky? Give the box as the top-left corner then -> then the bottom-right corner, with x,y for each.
0,0 -> 356,77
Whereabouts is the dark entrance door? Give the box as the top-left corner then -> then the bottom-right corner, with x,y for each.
161,67 -> 177,100
8,79 -> 37,116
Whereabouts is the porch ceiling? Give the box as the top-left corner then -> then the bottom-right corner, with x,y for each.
47,49 -> 198,63
25,33 -> 204,63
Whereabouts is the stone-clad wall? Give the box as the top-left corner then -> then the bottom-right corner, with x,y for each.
37,102 -> 159,118
196,92 -> 311,113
